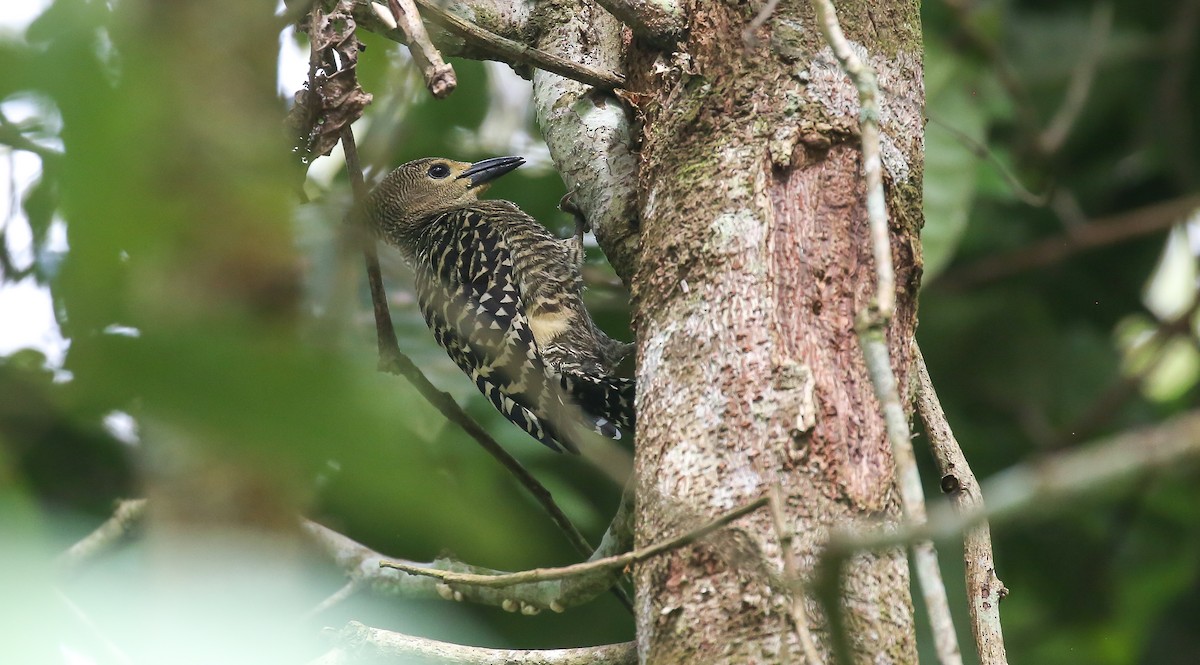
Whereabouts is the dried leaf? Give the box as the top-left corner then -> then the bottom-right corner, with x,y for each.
285,0 -> 373,162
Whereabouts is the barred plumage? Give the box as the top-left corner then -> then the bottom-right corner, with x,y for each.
365,156 -> 634,452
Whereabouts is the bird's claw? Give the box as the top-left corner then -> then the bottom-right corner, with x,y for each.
559,189 -> 590,238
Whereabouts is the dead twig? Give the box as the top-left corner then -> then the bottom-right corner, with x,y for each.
915,344 -> 1009,665
831,409 -> 1200,553
767,482 -> 822,665
58,498 -> 148,573
303,519 -> 624,614
354,0 -> 625,90
857,323 -> 963,665
381,496 -> 768,588
1037,2 -> 1113,155
372,0 -> 457,98
810,0 -> 893,320
811,0 -> 961,662
940,195 -> 1200,289
925,112 -> 1049,208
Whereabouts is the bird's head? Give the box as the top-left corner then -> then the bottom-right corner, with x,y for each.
368,156 -> 524,238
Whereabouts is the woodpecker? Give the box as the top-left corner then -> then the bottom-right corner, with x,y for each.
364,156 -> 634,452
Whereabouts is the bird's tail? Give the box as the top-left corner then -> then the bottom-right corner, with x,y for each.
559,372 -> 636,440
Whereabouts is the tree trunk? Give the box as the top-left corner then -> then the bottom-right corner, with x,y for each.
628,0 -> 924,661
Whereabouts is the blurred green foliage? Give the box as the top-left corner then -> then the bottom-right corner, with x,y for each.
916,0 -> 1200,663
0,0 -> 1197,662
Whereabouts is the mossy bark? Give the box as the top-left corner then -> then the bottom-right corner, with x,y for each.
627,0 -> 924,661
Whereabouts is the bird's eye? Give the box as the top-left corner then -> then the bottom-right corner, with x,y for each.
427,163 -> 451,179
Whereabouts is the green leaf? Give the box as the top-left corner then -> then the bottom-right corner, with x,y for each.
922,38 -> 989,280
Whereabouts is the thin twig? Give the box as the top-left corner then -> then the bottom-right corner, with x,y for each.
55,589 -> 135,665
1037,2 -> 1113,155
587,483 -> 637,612
0,113 -> 62,161
338,129 -> 598,564
313,621 -> 637,665
382,356 -> 600,557
831,408 -> 1200,554
306,580 -> 362,619
817,409 -> 1200,665
915,344 -> 1009,665
57,498 -> 147,573
940,0 -> 1037,137
767,482 -> 822,665
382,496 -> 768,588
810,0 -> 893,319
742,0 -> 783,44
412,0 -> 625,90
303,520 -> 624,613
1155,0 -> 1200,184
811,548 -> 851,665
589,482 -> 636,562
372,0 -> 457,98
857,324 -> 962,665
811,0 -> 959,660
342,128 -> 405,367
912,539 -> 960,664
925,112 -> 1049,208
355,0 -> 625,90
941,195 -> 1200,289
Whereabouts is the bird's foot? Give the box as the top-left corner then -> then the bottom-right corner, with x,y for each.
559,189 -> 590,239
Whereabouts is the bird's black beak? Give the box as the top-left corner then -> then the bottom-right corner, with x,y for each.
459,156 -> 525,188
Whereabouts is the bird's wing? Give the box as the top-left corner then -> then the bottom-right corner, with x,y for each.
415,207 -> 582,452
559,372 -> 636,437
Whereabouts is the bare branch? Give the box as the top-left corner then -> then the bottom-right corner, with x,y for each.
313,621 -> 636,665
810,0 -> 893,319
371,0 -> 457,98
810,2 -> 959,659
58,498 -> 147,573
1037,2 -> 1113,155
302,519 -> 621,613
59,500 -> 625,615
856,324 -> 962,665
767,482 -> 823,665
915,345 -> 1008,665
833,409 -> 1200,554
941,195 -> 1200,289
939,0 -> 1037,137
591,482 -> 636,561
306,580 -> 362,618
742,0 -> 783,44
925,112 -> 1049,208
1155,0 -> 1200,183
416,0 -> 624,89
378,352 -> 601,558
341,127 -> 405,368
352,0 -> 625,90
382,496 -> 768,588
819,409 -> 1200,664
